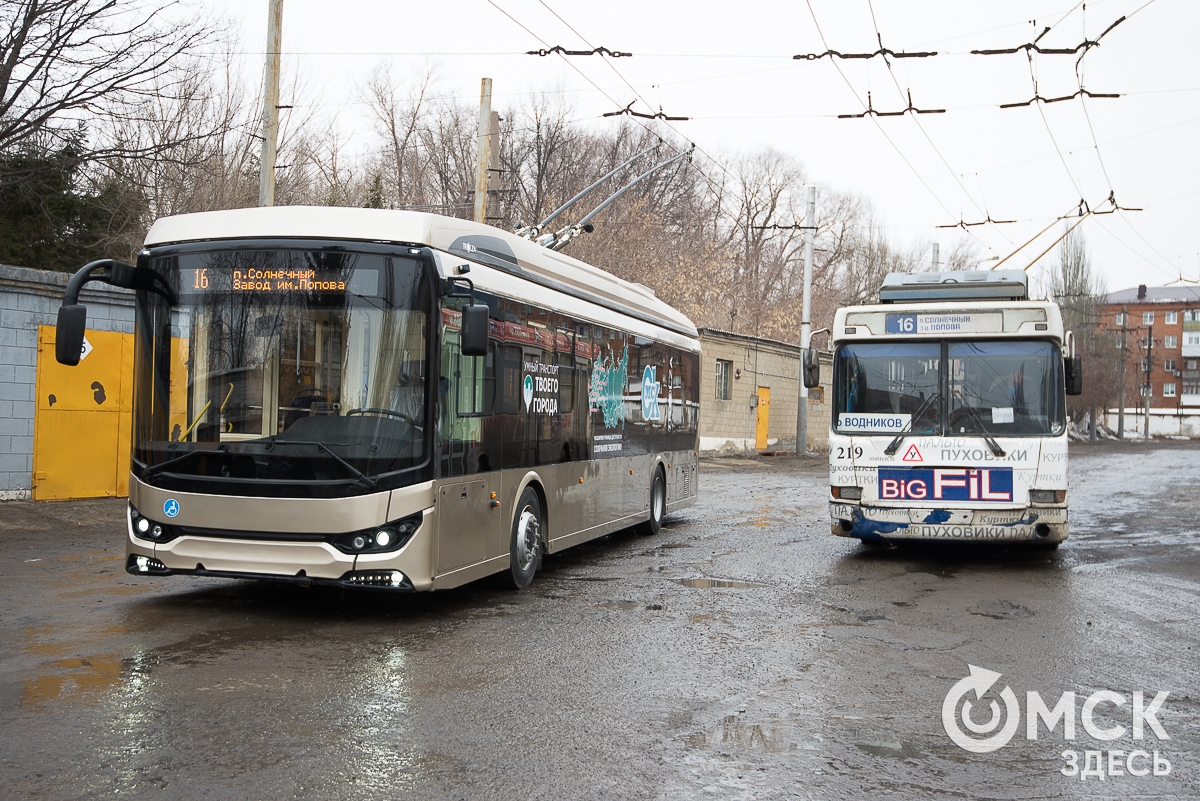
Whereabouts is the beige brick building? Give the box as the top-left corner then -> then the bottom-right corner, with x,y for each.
697,329 -> 831,455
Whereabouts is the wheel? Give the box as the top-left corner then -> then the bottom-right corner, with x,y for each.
507,487 -> 543,589
637,467 -> 666,536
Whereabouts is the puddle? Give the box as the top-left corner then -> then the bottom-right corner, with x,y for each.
684,715 -> 796,753
565,576 -> 620,582
969,600 -> 1035,620
22,656 -> 123,708
600,601 -> 640,611
672,578 -> 766,589
856,740 -> 924,759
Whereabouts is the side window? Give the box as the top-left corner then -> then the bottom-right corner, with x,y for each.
716,359 -> 732,400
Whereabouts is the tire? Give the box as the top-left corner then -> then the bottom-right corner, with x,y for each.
637,467 -> 666,536
506,487 -> 543,589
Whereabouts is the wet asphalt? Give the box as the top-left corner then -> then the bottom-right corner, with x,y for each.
0,441 -> 1197,800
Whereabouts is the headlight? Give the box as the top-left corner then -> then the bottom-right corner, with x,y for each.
329,513 -> 422,554
833,486 -> 863,501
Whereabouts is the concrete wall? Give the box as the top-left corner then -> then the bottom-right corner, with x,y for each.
697,328 -> 832,455
1103,407 -> 1200,438
0,265 -> 134,499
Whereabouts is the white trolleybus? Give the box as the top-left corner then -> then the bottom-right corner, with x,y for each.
54,208 -> 700,590
800,270 -> 1083,547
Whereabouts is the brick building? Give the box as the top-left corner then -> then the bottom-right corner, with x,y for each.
1100,284 -> 1200,435
697,328 -> 832,454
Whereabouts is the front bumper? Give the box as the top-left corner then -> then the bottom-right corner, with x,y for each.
829,502 -> 1068,543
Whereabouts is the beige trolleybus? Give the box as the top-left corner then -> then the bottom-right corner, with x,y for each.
800,270 -> 1083,547
54,208 -> 700,590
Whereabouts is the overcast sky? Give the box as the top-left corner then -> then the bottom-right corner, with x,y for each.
207,0 -> 1198,295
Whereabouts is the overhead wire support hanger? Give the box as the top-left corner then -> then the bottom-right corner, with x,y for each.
539,145 -> 696,251
936,214 -> 1016,230
793,43 -> 935,61
527,45 -> 632,57
602,100 -> 690,121
515,140 -> 662,240
971,15 -> 1126,56
838,89 -> 944,119
1000,85 -> 1121,108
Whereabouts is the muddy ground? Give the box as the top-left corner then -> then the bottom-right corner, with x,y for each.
0,440 -> 1196,799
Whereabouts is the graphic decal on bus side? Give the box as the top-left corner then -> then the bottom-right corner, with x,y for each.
522,361 -> 560,414
589,345 -> 628,428
877,467 -> 1013,502
641,366 -> 662,421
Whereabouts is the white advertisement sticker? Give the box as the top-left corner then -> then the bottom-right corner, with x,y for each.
838,413 -> 911,433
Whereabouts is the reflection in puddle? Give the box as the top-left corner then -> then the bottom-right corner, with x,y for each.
856,740 -> 924,759
685,715 -> 795,753
22,656 -> 123,708
672,578 -> 766,589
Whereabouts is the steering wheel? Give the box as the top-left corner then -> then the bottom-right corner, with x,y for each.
346,407 -> 415,424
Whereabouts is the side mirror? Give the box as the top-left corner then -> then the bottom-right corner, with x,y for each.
56,304 -> 88,366
460,304 -> 489,356
1064,355 -> 1083,396
801,348 -> 821,389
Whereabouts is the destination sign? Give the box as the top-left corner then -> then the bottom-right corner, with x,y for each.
885,312 -> 1003,335
183,267 -> 379,295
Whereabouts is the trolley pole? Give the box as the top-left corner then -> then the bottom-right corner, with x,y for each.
257,0 -> 284,207
473,78 -> 493,224
796,186 -> 816,456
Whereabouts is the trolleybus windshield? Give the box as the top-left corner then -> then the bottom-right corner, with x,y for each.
132,248 -> 432,496
834,340 -> 1064,437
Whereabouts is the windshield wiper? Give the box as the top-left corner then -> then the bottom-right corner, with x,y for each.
883,390 -> 941,456
141,448 -> 207,479
266,440 -> 378,489
951,395 -> 1006,457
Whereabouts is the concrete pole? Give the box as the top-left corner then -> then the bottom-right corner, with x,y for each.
796,185 -> 816,455
1144,325 -> 1153,437
932,242 -> 939,271
257,0 -> 284,208
473,78 -> 493,224
1117,306 -> 1127,439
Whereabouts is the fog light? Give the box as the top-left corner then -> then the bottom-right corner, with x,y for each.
375,530 -> 392,547
136,518 -> 150,534
136,555 -> 150,571
390,571 -> 403,586
151,525 -> 163,539
352,535 -> 367,550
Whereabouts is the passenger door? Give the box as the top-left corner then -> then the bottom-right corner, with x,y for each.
437,479 -> 495,573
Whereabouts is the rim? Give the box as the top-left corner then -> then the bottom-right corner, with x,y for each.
652,476 -> 664,521
515,505 -> 540,571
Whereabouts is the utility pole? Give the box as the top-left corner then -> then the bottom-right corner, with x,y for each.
1143,324 -> 1154,437
257,0 -> 284,207
1117,305 -> 1128,439
932,242 -> 939,271
473,78 -> 493,224
796,186 -> 816,456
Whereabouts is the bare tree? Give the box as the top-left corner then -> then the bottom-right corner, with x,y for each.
0,0 -> 216,178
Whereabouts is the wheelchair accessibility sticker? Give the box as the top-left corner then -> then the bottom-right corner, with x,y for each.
163,499 -> 180,518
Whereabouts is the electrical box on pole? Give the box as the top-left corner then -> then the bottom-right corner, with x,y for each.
258,0 -> 284,208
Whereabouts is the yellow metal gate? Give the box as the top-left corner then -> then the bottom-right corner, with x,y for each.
33,326 -> 134,500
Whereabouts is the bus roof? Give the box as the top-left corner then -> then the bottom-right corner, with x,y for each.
832,299 -> 1066,344
144,206 -> 698,339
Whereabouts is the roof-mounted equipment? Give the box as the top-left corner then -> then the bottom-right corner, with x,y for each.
879,270 -> 1028,304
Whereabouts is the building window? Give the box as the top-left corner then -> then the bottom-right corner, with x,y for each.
1187,332 -> 1200,347
1143,311 -> 1155,325
1165,335 -> 1178,349
1164,383 -> 1177,397
1165,311 -> 1178,325
1165,359 -> 1176,372
1185,380 -> 1200,395
1115,312 -> 1126,325
715,359 -> 732,400
1188,360 -> 1199,370
1140,384 -> 1153,398
1142,359 -> 1151,372
1185,310 -> 1200,322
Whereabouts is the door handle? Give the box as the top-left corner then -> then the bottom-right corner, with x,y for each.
461,490 -> 468,499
